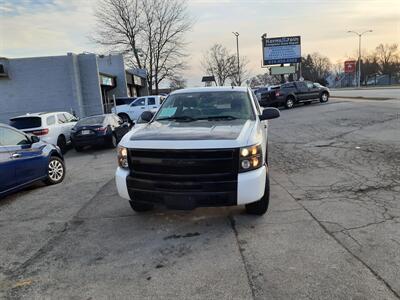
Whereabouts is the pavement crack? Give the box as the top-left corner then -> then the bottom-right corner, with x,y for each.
228,215 -> 256,300
3,178 -> 114,283
274,180 -> 400,299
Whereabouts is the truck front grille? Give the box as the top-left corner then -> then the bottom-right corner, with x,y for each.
126,148 -> 239,206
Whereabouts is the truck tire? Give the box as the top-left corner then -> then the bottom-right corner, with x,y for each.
129,201 -> 154,212
285,96 -> 295,109
245,175 -> 270,215
118,113 -> 131,124
320,92 -> 329,103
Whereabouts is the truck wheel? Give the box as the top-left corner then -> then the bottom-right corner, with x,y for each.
320,92 -> 329,103
129,201 -> 154,212
285,97 -> 295,109
118,113 -> 131,124
245,175 -> 270,215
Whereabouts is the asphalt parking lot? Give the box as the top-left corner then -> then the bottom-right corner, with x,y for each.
0,98 -> 399,299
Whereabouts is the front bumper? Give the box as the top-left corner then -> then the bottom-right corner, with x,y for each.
115,165 -> 267,209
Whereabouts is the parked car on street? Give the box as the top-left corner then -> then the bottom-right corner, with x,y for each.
111,95 -> 165,124
0,123 -> 65,198
9,112 -> 78,153
257,81 -> 330,108
115,87 -> 280,215
70,114 -> 130,151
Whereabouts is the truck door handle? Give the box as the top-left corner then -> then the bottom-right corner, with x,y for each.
11,153 -> 21,158
140,107 -> 145,109
152,106 -> 157,108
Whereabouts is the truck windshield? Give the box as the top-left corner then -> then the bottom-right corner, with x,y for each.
155,91 -> 255,121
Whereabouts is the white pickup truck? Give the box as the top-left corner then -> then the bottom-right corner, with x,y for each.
115,87 -> 280,215
111,95 -> 165,124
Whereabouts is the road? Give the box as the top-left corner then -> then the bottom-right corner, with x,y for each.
1,98 -> 399,299
331,87 -> 400,100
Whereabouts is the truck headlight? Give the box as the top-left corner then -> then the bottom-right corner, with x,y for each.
239,144 -> 262,172
117,146 -> 129,169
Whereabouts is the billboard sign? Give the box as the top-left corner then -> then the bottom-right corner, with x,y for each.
263,36 -> 301,65
344,60 -> 356,73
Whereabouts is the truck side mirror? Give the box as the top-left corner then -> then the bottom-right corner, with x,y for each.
259,107 -> 280,121
140,111 -> 154,123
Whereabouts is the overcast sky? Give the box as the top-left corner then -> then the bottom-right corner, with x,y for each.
1,0 -> 399,86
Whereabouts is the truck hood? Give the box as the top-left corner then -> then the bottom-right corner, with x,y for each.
120,119 -> 264,149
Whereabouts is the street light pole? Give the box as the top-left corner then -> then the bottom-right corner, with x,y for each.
347,30 -> 373,88
232,32 -> 240,86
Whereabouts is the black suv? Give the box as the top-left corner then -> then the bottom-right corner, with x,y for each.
258,81 -> 330,109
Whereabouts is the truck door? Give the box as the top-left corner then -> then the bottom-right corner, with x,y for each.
306,81 -> 320,99
147,97 -> 158,111
295,82 -> 309,100
129,97 -> 147,121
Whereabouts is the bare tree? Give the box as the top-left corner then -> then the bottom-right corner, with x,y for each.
247,73 -> 280,88
375,43 -> 399,83
301,53 -> 332,84
93,0 -> 193,94
169,75 -> 187,90
230,56 -> 250,86
201,44 -> 236,86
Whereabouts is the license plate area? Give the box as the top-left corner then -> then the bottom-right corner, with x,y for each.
81,130 -> 92,135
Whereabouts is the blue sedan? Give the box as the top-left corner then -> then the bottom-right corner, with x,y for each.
0,123 -> 65,198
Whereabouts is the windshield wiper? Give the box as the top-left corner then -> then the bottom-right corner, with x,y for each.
156,116 -> 196,122
195,115 -> 238,121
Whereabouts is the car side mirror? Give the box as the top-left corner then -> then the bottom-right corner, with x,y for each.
259,107 -> 280,121
140,111 -> 154,123
30,135 -> 40,143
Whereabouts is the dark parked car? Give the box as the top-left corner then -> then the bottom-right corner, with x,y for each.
258,81 -> 330,109
0,123 -> 65,198
70,114 -> 130,151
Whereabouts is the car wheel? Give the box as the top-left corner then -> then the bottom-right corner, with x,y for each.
320,92 -> 329,103
118,113 -> 131,124
245,175 -> 270,215
44,156 -> 65,185
129,201 -> 154,212
57,135 -> 67,154
285,97 -> 295,109
109,133 -> 118,148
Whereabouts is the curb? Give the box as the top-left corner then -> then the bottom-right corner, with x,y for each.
331,96 -> 395,101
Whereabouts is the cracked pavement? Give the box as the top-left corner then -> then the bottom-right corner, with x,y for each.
0,98 -> 399,299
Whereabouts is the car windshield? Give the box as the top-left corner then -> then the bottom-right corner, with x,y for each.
154,91 -> 255,122
9,117 -> 42,129
76,116 -> 105,126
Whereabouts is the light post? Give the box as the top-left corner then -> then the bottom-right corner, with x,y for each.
232,32 -> 240,85
347,30 -> 373,87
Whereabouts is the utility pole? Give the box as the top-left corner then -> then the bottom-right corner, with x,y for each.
347,30 -> 373,88
232,32 -> 240,86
